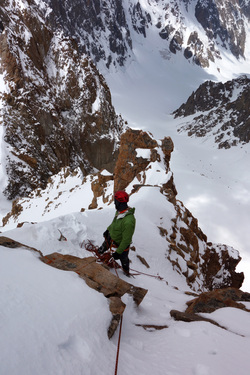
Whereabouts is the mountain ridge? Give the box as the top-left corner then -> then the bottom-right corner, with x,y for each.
173,74 -> 250,148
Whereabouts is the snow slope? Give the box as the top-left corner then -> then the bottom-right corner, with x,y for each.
1,187 -> 250,375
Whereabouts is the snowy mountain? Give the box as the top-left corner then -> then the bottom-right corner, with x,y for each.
0,0 -> 123,199
44,0 -> 250,71
1,0 -> 250,374
173,75 -> 250,148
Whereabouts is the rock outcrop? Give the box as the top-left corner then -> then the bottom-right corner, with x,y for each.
113,129 -> 243,291
40,252 -> 148,339
114,128 -> 176,202
171,287 -> 250,332
0,236 -> 147,339
185,287 -> 250,314
0,0 -> 123,199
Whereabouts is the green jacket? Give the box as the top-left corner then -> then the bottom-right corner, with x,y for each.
107,207 -> 136,254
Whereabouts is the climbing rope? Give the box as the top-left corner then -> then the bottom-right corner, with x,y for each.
82,240 -> 123,374
114,314 -> 123,375
130,267 -> 165,281
81,240 -> 120,269
82,240 -> 167,374
82,240 -> 167,281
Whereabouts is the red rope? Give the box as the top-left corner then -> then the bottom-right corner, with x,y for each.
114,314 -> 123,375
82,240 -> 120,269
113,260 -> 123,375
82,240 -> 124,374
130,268 -> 165,281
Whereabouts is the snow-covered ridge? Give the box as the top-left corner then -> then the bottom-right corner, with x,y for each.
174,75 -> 250,148
43,0 -> 250,75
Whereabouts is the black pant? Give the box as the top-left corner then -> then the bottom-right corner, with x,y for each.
119,250 -> 130,272
103,230 -> 130,272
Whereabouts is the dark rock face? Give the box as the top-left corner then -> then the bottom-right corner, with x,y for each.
44,0 -> 133,68
41,0 -> 250,69
0,0 -> 123,199
195,0 -> 246,59
173,75 -> 250,148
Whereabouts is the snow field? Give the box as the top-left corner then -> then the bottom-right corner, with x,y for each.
1,188 -> 250,374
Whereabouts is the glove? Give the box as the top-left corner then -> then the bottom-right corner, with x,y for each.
112,252 -> 120,260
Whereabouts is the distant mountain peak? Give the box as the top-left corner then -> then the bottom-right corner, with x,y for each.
173,75 -> 250,148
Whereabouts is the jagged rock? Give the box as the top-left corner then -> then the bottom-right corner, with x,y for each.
113,128 -> 176,202
40,252 -> 147,338
0,236 -> 43,256
0,0 -> 123,199
108,297 -> 126,339
159,199 -> 243,291
0,236 -> 147,338
170,287 -> 250,333
40,253 -> 148,306
109,296 -> 126,315
88,170 -> 114,209
44,0 -> 250,69
170,309 -> 228,332
45,0 -> 133,68
201,245 -> 244,290
185,287 -> 250,314
136,255 -> 150,269
174,76 -> 250,148
108,314 -> 122,339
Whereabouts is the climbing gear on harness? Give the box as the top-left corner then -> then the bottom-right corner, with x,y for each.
82,240 -> 121,269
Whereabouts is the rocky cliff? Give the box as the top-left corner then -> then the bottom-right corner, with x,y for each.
0,0 -> 123,199
173,75 -> 250,148
43,0 -> 250,69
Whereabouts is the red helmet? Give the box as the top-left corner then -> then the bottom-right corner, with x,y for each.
114,190 -> 129,203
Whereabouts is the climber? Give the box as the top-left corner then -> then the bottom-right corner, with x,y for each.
98,190 -> 136,276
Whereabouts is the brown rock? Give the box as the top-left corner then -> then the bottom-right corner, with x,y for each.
113,128 -> 176,199
185,287 -> 250,314
40,252 -> 148,306
170,309 -> 228,331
